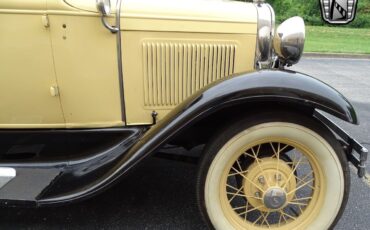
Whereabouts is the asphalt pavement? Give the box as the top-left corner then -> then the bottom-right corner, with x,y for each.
0,57 -> 369,229
292,57 -> 370,230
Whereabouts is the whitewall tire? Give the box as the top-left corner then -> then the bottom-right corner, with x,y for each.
197,112 -> 349,230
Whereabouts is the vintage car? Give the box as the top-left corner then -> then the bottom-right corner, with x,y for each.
0,0 -> 367,229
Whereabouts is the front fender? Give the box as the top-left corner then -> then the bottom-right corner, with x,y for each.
125,69 -> 357,165
171,69 -> 357,125
39,69 -> 358,205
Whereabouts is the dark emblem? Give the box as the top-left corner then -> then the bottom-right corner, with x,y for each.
320,0 -> 358,24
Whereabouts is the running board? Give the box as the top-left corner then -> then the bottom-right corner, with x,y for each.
0,127 -> 146,206
0,167 -> 16,189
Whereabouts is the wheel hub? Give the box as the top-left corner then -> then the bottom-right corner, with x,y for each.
243,157 -> 297,212
263,187 -> 287,209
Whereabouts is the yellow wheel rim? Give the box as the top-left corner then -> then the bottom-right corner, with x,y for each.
219,137 -> 325,229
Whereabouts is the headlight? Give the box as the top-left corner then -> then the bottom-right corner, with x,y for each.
273,17 -> 305,66
254,2 -> 275,66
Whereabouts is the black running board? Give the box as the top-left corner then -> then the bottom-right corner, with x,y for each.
0,127 -> 146,207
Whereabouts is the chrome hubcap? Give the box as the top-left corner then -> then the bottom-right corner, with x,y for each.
263,187 -> 287,209
242,157 -> 297,212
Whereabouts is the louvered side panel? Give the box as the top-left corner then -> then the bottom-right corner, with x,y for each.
143,41 -> 237,108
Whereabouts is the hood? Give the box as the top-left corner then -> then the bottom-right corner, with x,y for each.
64,0 -> 257,24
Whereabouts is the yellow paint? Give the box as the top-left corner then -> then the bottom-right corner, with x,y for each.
0,0 -> 47,11
122,18 -> 255,34
119,0 -> 257,125
0,0 -> 65,128
141,42 -> 237,108
48,14 -> 123,128
0,0 -> 258,128
122,33 -> 257,125
65,0 -> 257,23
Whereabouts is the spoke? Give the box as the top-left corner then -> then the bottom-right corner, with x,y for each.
279,210 -> 288,224
228,186 -> 244,202
288,201 -> 309,206
296,175 -> 315,190
278,211 -> 284,226
256,144 -> 261,156
279,144 -> 290,153
230,166 -> 265,192
283,156 -> 303,189
280,210 -> 297,220
297,171 -> 313,183
287,178 -> 315,195
270,142 -> 291,186
261,211 -> 271,228
227,191 -> 261,199
270,142 -> 278,157
271,142 -> 290,158
289,206 -> 300,218
295,195 -> 304,214
244,151 -> 257,159
228,169 -> 248,177
272,142 -> 280,186
291,196 -> 313,202
297,205 -> 304,214
286,160 -> 310,166
226,183 -> 240,192
233,205 -> 248,211
236,159 -> 243,172
239,205 -> 265,216
227,192 -> 262,200
252,213 -> 264,225
251,146 -> 271,187
292,194 -> 305,215
244,201 -> 249,221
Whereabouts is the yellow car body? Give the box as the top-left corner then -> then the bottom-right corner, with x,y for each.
0,0 -> 257,128
0,1 -> 367,229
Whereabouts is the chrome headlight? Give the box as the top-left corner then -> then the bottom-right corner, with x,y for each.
273,17 -> 305,66
254,2 -> 275,66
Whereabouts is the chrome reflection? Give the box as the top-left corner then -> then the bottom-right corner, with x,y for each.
273,16 -> 305,66
255,3 -> 275,64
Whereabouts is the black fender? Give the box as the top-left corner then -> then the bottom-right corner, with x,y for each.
37,69 -> 357,205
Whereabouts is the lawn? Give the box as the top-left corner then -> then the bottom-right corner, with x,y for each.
304,26 -> 370,54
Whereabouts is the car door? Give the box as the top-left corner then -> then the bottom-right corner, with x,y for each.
46,0 -> 123,128
0,0 -> 65,128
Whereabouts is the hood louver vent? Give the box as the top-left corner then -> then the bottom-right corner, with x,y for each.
142,41 -> 237,108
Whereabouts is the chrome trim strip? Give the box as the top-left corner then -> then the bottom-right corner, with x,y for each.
254,3 -> 274,67
101,16 -> 119,33
116,0 -> 126,123
266,4 -> 275,37
253,3 -> 259,68
0,167 -> 16,190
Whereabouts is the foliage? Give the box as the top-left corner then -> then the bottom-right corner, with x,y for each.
349,0 -> 370,27
240,0 -> 370,28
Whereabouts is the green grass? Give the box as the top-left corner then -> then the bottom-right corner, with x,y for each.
304,26 -> 370,54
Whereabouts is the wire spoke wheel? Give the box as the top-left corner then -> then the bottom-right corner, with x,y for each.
222,139 -> 321,229
198,114 -> 349,230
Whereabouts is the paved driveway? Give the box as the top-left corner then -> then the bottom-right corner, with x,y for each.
291,57 -> 370,230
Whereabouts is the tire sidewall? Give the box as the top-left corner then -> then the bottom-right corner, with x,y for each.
197,112 -> 350,230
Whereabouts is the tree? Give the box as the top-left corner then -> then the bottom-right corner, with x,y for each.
239,0 -> 370,27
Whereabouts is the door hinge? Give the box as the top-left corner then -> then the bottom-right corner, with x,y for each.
42,15 -> 50,28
